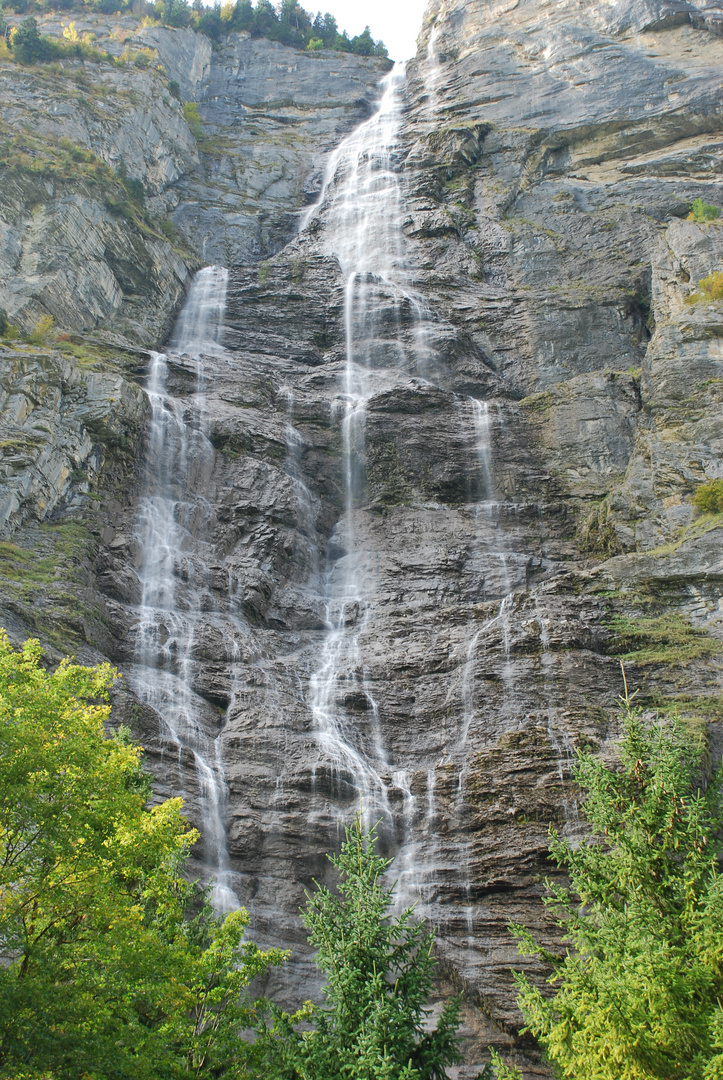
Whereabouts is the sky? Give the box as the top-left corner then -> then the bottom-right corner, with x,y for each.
318,0 -> 429,60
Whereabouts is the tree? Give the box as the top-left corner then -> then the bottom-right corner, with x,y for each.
266,814 -> 462,1079
0,630 -> 285,1079
492,689 -> 723,1080
11,17 -> 54,63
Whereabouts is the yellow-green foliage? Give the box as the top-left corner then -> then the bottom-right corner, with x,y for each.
687,197 -> 720,223
27,314 -> 54,346
0,631 -> 285,1079
693,477 -> 723,513
609,612 -> 722,666
183,101 -> 203,138
685,271 -> 723,306
496,702 -> 723,1080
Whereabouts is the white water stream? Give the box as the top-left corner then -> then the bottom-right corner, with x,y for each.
132,265 -> 238,912
305,64 -> 423,819
301,54 -> 534,944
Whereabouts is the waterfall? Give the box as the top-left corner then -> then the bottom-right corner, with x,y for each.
131,265 -> 237,913
305,64 -> 422,819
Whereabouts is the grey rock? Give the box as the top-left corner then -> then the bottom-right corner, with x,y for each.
2,2 -> 723,1077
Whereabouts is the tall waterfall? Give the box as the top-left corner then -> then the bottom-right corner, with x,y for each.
132,265 -> 237,912
301,55 -> 523,943
305,64 -> 436,820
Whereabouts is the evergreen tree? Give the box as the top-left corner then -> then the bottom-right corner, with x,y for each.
11,17 -> 53,63
266,815 -> 462,1079
492,690 -> 723,1080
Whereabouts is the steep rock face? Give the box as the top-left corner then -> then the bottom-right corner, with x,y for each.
152,31 -> 394,264
0,338 -> 147,656
1,2 -> 723,1077
0,45 -> 196,342
0,15 -> 388,338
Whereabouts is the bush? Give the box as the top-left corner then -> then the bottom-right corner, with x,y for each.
685,270 -> 723,306
0,309 -> 8,336
693,477 -> 723,513
12,16 -> 54,62
688,198 -> 720,223
168,77 -> 181,98
27,313 -> 54,345
183,100 -> 203,138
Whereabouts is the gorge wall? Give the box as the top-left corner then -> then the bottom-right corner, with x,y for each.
1,1 -> 723,1075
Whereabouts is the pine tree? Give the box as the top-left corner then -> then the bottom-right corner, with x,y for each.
267,815 -> 462,1079
492,689 -> 723,1080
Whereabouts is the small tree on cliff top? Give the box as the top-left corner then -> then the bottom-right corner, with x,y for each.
266,814 -> 463,1079
492,686 -> 723,1080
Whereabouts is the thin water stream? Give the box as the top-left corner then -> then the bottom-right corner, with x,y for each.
132,265 -> 238,912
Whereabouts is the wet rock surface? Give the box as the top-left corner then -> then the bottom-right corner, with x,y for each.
1,2 -> 723,1076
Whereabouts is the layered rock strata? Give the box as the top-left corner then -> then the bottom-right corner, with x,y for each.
0,2 -> 722,1075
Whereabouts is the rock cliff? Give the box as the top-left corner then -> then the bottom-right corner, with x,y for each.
1,3 -> 722,1075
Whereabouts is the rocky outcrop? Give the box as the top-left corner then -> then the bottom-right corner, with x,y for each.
0,13 -> 389,338
1,2 -> 723,1077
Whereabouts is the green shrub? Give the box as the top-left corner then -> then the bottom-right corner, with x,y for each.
0,309 -> 8,336
685,271 -> 723,306
183,100 -> 203,138
688,198 -> 720,223
693,477 -> 723,513
116,158 -> 145,205
11,16 -> 54,63
27,313 -> 54,346
168,77 -> 181,99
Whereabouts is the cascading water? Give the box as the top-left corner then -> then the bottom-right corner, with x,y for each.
305,64 -> 429,819
301,51 -> 533,953
132,265 -> 238,912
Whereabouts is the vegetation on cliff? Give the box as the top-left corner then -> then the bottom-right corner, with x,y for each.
694,479 -> 723,514
0,0 -> 388,58
493,689 -> 723,1080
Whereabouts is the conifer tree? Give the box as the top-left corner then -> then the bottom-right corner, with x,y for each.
267,814 -> 462,1079
492,688 -> 723,1080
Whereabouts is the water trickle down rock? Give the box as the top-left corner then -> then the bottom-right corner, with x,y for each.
131,265 -> 239,912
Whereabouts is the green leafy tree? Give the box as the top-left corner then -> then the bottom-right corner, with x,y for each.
693,478 -> 723,514
492,689 -> 723,1080
0,630 -> 285,1079
266,814 -> 462,1079
688,198 -> 720,223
